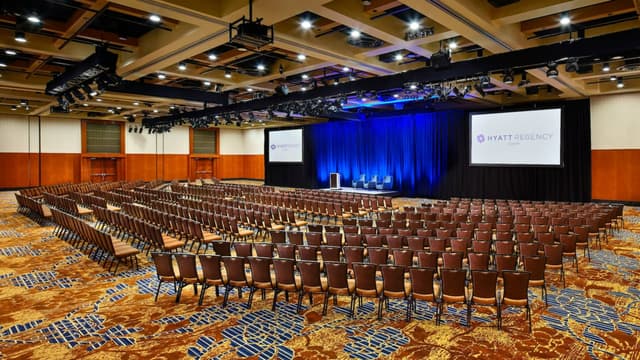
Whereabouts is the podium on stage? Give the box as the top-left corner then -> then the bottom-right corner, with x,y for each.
329,173 -> 341,189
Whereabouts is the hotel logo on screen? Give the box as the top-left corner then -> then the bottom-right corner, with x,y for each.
476,133 -> 553,144
271,143 -> 301,151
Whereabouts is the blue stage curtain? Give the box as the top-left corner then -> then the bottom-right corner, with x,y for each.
310,110 -> 465,196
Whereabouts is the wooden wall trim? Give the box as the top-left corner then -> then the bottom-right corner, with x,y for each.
592,149 -> 640,202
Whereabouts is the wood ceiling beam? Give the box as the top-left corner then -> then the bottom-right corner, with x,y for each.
492,0 -> 612,25
53,0 -> 109,49
521,0 -> 636,35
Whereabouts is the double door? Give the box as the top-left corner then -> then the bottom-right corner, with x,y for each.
89,158 -> 118,183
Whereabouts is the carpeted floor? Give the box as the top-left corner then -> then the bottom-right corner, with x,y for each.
1,191 -> 639,359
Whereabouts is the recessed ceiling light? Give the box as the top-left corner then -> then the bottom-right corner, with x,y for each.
610,75 -> 617,81
449,41 -> 458,50
617,78 -> 624,88
11,105 -> 17,111
153,109 -> 159,113
611,55 -> 623,60
394,53 -> 403,61
602,63 -> 610,72
149,14 -> 161,23
393,93 -> 400,98
301,74 -> 309,80
27,15 -> 40,23
300,19 -> 312,30
409,21 -> 420,31
361,97 -> 367,102
224,70 -> 232,78
301,87 -> 307,91
409,84 -> 417,90
333,79 -> 339,86
208,53 -> 217,61
132,114 -> 136,117
178,62 -> 187,71
83,103 -> 89,107
559,14 -> 570,26
342,66 -> 350,72
0,62 -> 6,67
203,80 -> 211,86
116,106 -> 122,110
257,64 -> 266,71
5,49 -> 17,56
157,73 -> 166,80
14,31 -> 27,43
297,54 -> 306,61
247,88 -> 253,92
350,29 -> 361,39
96,98 -> 103,102
133,102 -> 140,106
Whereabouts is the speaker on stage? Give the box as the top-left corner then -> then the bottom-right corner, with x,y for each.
330,173 -> 341,189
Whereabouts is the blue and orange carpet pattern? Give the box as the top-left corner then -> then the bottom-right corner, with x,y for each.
0,193 -> 639,359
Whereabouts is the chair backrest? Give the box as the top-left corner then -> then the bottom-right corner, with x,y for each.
175,253 -> 198,281
409,267 -> 435,297
519,242 -> 538,259
368,247 -> 389,267
417,251 -> 439,269
380,265 -> 407,294
298,260 -> 323,289
407,236 -> 425,251
306,232 -> 323,246
270,230 -> 286,244
495,240 -> 515,255
325,261 -> 349,291
471,270 -> 498,300
364,234 -> 384,248
502,271 -> 531,301
428,237 -> 446,252
198,254 -> 222,282
212,241 -> 231,256
393,249 -> 413,267
298,245 -> 319,261
275,243 -> 296,259
442,251 -> 463,269
472,240 -> 491,253
544,243 -> 563,265
325,232 -> 343,247
151,252 -> 175,279
223,256 -> 247,284
234,242 -> 253,258
343,246 -> 364,268
254,242 -> 274,258
440,268 -> 467,297
468,252 -> 489,271
386,235 -> 404,250
495,254 -> 518,277
559,234 -> 576,252
320,245 -> 342,262
272,258 -> 297,288
248,256 -> 273,284
353,263 -> 378,295
523,256 -> 546,281
345,234 -> 362,247
287,231 -> 304,245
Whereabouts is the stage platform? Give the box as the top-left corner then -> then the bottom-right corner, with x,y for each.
320,187 -> 400,197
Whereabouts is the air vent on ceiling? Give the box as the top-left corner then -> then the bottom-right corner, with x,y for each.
488,0 -> 519,7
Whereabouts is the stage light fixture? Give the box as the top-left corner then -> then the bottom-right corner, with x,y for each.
27,15 -> 41,23
64,92 -> 75,104
546,62 -> 558,78
208,53 -> 217,61
157,73 -> 166,80
257,64 -> 266,71
224,70 -> 232,78
565,58 -> 579,72
0,61 -> 6,67
149,14 -> 161,23
394,53 -> 403,61
609,75 -> 617,81
617,77 -> 624,88
5,49 -> 17,56
560,14 -> 571,26
602,63 -> 610,72
11,105 -> 17,111
71,88 -> 85,100
178,62 -> 187,71
203,80 -> 211,87
503,70 -> 513,84
15,31 -> 27,43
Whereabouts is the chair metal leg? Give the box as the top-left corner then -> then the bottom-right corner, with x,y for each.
199,284 -> 208,306
322,292 -> 329,315
272,289 -> 279,311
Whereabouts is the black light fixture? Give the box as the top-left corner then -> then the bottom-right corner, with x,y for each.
546,62 -> 559,78
602,62 -> 610,72
480,75 -> 491,86
20,99 -> 28,106
518,72 -> 529,87
64,92 -> 76,104
473,83 -> 485,97
617,77 -> 624,88
14,31 -> 27,43
526,86 -> 540,95
71,88 -> 85,100
224,69 -> 232,78
565,58 -> 579,72
502,70 -> 513,84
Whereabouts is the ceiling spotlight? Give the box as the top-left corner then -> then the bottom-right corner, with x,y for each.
14,31 -> 27,43
82,103 -> 89,107
116,106 -> 123,110
5,49 -> 17,56
350,29 -> 361,39
257,64 -> 266,71
297,54 -> 306,61
333,79 -> 339,86
133,101 -> 140,106
203,80 -> 211,86
409,83 -> 418,90
448,41 -> 458,50
0,61 -> 6,67
559,14 -> 571,26
617,77 -> 624,88
27,15 -> 41,23
565,57 -> 579,72
546,62 -> 558,78
178,62 -> 187,71
602,62 -> 610,72
96,98 -> 103,102
503,70 -> 514,84
361,96 -> 367,102
300,19 -> 312,30
301,74 -> 309,80
208,53 -> 217,61
342,66 -> 350,73
518,72 -> 529,87
20,99 -> 27,106
610,75 -> 617,81
394,53 -> 403,61
224,70 -> 232,78
409,21 -> 420,31
157,73 -> 166,80
247,88 -> 253,92
149,14 -> 162,23
301,87 -> 307,92
11,105 -> 17,111
480,75 -> 491,86
153,109 -> 159,113
393,93 -> 400,98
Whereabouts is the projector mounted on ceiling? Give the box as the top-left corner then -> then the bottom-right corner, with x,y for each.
45,47 -> 118,96
229,0 -> 274,50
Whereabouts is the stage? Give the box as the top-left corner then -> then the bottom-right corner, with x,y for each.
320,186 -> 400,197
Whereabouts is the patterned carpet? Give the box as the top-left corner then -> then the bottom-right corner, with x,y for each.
1,191 -> 639,359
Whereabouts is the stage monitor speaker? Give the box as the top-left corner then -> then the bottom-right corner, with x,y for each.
330,173 -> 341,189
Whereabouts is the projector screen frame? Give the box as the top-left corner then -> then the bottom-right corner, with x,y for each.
267,127 -> 305,164
468,106 -> 565,168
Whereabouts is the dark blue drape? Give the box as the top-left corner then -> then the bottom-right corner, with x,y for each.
310,110 -> 464,196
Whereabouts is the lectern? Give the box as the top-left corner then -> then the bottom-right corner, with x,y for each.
329,173 -> 341,189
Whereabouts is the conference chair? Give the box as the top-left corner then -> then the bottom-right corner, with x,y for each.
379,265 -> 410,320
407,267 -> 438,322
352,174 -> 366,188
467,270 -> 500,329
376,176 -> 393,190
323,261 -> 354,317
364,175 -> 379,189
501,271 -> 532,333
198,254 -> 225,306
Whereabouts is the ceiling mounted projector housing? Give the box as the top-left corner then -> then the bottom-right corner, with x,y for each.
229,0 -> 274,49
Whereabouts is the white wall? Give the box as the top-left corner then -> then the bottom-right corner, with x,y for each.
41,118 -> 81,153
0,115 -> 33,152
219,128 -> 265,155
160,126 -> 190,154
126,130 -> 159,154
591,92 -> 640,150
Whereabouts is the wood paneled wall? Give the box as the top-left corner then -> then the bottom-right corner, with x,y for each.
41,154 -> 81,185
218,155 -> 264,179
592,149 -> 640,202
0,153 -> 39,188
